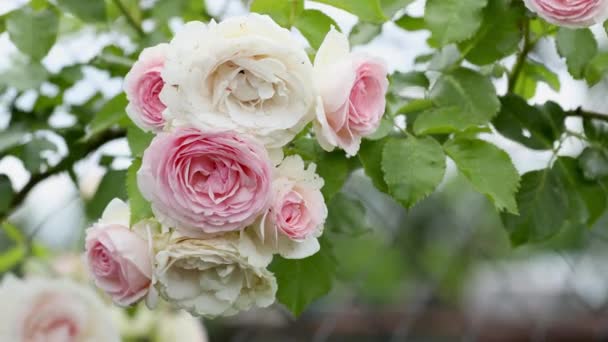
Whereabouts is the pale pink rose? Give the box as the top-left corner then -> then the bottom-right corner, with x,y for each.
313,28 -> 388,157
255,155 -> 327,259
84,199 -> 152,306
0,276 -> 119,341
124,43 -> 168,132
524,0 -> 608,27
138,129 -> 273,236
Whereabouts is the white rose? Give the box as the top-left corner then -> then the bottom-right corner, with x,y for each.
154,234 -> 277,318
248,154 -> 327,259
160,14 -> 318,148
0,275 -> 120,342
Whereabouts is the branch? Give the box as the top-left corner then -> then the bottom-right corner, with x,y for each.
508,20 -> 531,92
3,129 -> 126,221
568,108 -> 608,123
111,0 -> 145,38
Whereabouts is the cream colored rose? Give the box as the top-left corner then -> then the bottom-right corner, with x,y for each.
154,234 -> 277,318
160,14 -> 318,148
0,275 -> 120,341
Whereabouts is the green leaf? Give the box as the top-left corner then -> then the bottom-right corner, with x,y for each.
6,7 -> 59,60
12,136 -> 57,173
325,193 -> 370,235
291,137 -> 355,201
86,170 -> 128,219
395,14 -> 425,31
380,0 -> 414,18
493,94 -> 566,150
584,118 -> 608,145
316,151 -> 353,201
579,147 -> 608,180
127,159 -> 152,225
0,59 -> 48,91
84,94 -> 128,141
349,22 -> 382,46
425,0 -> 487,46
390,71 -> 429,90
414,68 -> 499,134
502,157 -> 606,245
127,126 -> 154,158
0,125 -> 27,153
382,136 -> 446,208
0,245 -> 26,273
444,138 -> 520,214
514,59 -> 560,99
58,0 -> 107,22
315,0 -> 387,23
585,52 -> 608,86
359,138 -> 389,192
461,0 -> 524,65
270,237 -> 335,316
0,175 -> 14,214
556,28 -> 597,79
250,0 -> 303,27
294,9 -> 338,50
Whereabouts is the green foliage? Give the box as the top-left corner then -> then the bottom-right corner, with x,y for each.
315,0 -> 387,23
0,176 -> 14,215
461,0 -> 524,65
444,138 -> 520,214
502,158 -> 607,246
127,159 -> 152,225
127,126 -> 154,158
349,22 -> 382,46
270,237 -> 336,316
1,0 -> 608,320
493,95 -> 566,150
0,223 -> 26,273
58,0 -> 107,22
6,6 -> 59,60
325,193 -> 370,235
556,28 -> 597,80
86,170 -> 128,219
294,9 -> 338,50
359,138 -> 389,192
514,60 -> 560,99
414,68 -> 499,134
425,0 -> 487,46
382,136 -> 446,208
579,147 -> 608,181
83,94 -> 128,141
250,0 -> 303,27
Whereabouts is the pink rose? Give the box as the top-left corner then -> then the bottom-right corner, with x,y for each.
313,28 -> 388,157
124,43 -> 168,132
84,199 -> 152,306
524,0 -> 608,27
255,155 -> 327,259
0,276 -> 120,341
138,129 -> 273,236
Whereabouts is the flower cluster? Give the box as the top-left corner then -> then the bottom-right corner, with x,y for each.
84,14 -> 387,318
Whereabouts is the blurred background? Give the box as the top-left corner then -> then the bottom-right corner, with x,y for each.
1,0 -> 608,341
